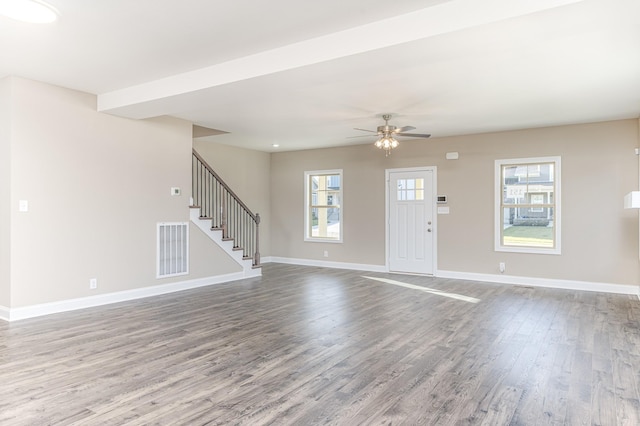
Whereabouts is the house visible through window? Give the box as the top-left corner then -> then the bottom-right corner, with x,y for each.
495,157 -> 561,254
305,170 -> 342,242
530,193 -> 544,212
397,178 -> 424,201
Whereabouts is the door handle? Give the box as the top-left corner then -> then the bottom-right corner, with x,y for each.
427,228 -> 432,232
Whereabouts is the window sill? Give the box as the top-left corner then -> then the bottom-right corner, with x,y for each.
304,237 -> 343,244
495,246 -> 561,255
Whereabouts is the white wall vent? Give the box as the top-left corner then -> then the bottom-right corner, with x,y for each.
157,222 -> 189,278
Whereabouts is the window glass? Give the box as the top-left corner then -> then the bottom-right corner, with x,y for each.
305,170 -> 342,242
496,157 -> 560,254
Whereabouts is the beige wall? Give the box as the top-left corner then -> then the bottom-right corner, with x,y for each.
6,77 -> 239,308
189,222 -> 242,277
0,78 -> 11,307
271,145 -> 388,265
4,76 -> 637,311
271,119 -> 640,287
193,140 -> 271,257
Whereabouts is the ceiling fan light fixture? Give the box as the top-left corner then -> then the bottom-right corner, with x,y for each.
0,0 -> 59,23
358,114 -> 429,157
375,135 -> 398,156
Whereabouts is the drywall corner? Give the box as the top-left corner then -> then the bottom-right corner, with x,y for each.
0,76 -> 12,308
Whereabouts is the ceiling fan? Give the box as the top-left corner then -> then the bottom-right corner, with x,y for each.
353,114 -> 431,156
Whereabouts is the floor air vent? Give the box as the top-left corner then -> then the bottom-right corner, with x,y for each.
157,222 -> 189,278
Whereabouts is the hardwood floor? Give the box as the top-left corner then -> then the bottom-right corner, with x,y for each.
1,263 -> 639,425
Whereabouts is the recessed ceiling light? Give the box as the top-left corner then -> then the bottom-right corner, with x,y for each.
272,144 -> 280,148
0,0 -> 59,23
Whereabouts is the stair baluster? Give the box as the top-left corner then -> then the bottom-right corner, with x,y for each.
192,150 -> 260,267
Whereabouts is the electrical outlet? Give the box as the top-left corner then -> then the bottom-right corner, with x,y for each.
89,278 -> 97,289
323,250 -> 329,258
499,262 -> 505,273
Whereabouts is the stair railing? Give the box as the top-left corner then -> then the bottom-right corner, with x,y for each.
192,150 -> 260,267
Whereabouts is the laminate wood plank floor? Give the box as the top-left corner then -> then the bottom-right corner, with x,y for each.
1,263 -> 640,425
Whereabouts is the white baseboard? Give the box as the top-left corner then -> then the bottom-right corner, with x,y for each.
267,258 -> 640,295
4,264 -> 636,322
0,305 -> 9,322
436,269 -> 640,295
3,272 -> 247,322
268,256 -> 386,273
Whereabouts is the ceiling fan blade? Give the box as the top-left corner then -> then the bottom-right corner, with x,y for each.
346,134 -> 377,139
394,125 -> 416,133
396,132 -> 431,138
353,128 -> 378,133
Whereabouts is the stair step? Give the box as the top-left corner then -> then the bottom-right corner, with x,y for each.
188,189 -> 261,277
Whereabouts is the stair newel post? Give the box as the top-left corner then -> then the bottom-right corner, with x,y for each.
254,213 -> 261,266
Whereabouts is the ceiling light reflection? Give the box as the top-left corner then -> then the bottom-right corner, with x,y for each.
0,0 -> 59,23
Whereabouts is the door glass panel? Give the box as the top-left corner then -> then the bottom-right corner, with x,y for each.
397,178 -> 425,201
397,179 -> 405,200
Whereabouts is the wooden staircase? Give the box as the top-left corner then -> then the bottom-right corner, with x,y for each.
191,150 -> 261,277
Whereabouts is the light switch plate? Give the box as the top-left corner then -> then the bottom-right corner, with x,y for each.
19,200 -> 28,212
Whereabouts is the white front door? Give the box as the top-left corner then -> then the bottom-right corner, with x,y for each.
388,168 -> 435,274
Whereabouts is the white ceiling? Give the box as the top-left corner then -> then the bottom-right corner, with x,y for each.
2,0 -> 639,152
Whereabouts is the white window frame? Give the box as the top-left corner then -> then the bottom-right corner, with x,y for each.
304,169 -> 343,243
495,156 -> 561,255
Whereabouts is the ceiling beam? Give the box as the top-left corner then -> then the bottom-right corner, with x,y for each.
97,0 -> 584,119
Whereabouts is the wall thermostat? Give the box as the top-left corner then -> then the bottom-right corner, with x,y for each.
437,195 -> 447,204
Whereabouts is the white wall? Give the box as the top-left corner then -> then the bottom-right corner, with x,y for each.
6,77 -> 240,309
270,119 -> 640,287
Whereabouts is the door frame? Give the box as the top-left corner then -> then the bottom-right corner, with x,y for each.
385,166 -> 438,275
